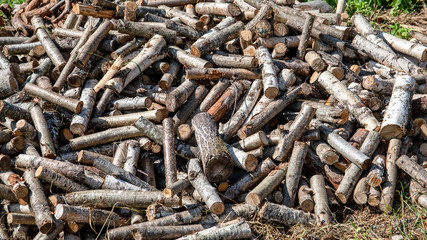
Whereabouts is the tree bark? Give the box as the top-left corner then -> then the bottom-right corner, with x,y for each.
311,174 -> 330,225
204,53 -> 257,69
231,131 -> 268,151
225,143 -> 258,172
351,13 -> 394,52
72,4 -> 115,18
297,14 -> 314,59
367,154 -> 385,187
298,178 -> 314,212
22,169 -> 55,234
195,2 -> 241,16
409,178 -> 427,208
173,85 -> 209,130
55,204 -> 126,226
117,21 -> 176,44
30,105 -> 56,158
396,155 -> 427,187
163,179 -> 190,198
309,140 -> 339,165
35,166 -> 88,192
0,171 -> 28,199
177,219 -> 252,240
165,79 -> 197,112
379,31 -> 427,62
259,201 -> 315,226
192,112 -> 233,183
246,163 -> 288,206
70,79 -> 97,135
380,75 -> 415,140
256,46 -> 279,98
282,142 -> 308,208
163,118 -> 177,187
380,138 -> 401,213
89,110 -> 165,130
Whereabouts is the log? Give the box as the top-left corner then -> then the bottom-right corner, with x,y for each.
256,46 -> 279,99
231,131 -> 268,151
282,142 -> 308,207
163,179 -> 190,198
245,163 -> 288,206
117,21 -> 176,44
159,60 -> 181,90
310,174 -> 330,226
54,204 -> 126,226
380,75 -> 415,140
0,171 -> 28,199
273,103 -> 315,162
165,79 -> 197,112
195,3 -> 241,16
89,110 -> 165,130
367,154 -> 385,187
123,140 -> 140,175
163,118 -> 177,187
259,202 -> 315,226
168,46 -> 212,68
396,155 -> 427,187
204,53 -> 257,69
22,169 -> 55,234
192,112 -> 233,183
70,79 -> 97,135
35,166 -> 88,192
225,143 -> 258,172
379,31 -> 427,62
186,68 -> 259,81
353,174 -> 369,204
379,138 -> 401,213
296,14 -> 314,59
409,178 -> 427,208
110,96 -> 152,111
72,4 -> 115,18
298,178 -> 314,212
30,105 -> 56,158
173,85 -> 209,130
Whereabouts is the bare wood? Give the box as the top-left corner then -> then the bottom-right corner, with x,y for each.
192,112 -> 233,183
311,174 -> 330,225
368,186 -> 381,207
0,171 -> 28,199
238,86 -> 300,138
55,204 -> 126,226
163,118 -> 177,187
246,163 -> 288,206
259,201 -> 315,226
188,158 -> 224,214
315,71 -> 379,131
396,155 -> 427,187
282,142 -> 308,207
23,169 -> 55,234
380,75 -> 415,140
35,166 -> 88,192
69,126 -> 144,150
30,105 -> 56,158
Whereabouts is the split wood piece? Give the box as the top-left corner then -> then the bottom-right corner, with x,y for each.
62,190 -> 179,208
409,179 -> 427,208
192,112 -> 233,183
69,79 -> 97,135
320,126 -> 370,169
15,154 -> 84,181
106,34 -> 167,94
207,80 -> 250,122
75,20 -> 113,68
380,75 -> 415,140
72,4 -> 115,18
352,34 -> 423,75
173,85 -> 209,130
86,152 -> 156,191
158,5 -> 203,31
165,79 -> 197,112
256,46 -> 279,99
224,158 -> 276,201
177,219 -> 252,240
55,204 -> 126,226
379,31 -> 427,62
31,16 -> 66,69
188,158 -> 224,215
204,53 -> 257,69
273,104 -> 316,162
190,21 -> 244,57
186,68 -> 259,81
298,178 -> 314,212
231,131 -> 268,151
351,13 -> 394,53
163,118 -> 177,187
368,186 -> 381,207
396,155 -> 427,187
0,183 -> 18,202
0,136 -> 25,155
238,86 -> 300,138
77,150 -> 113,165
117,21 -> 176,44
310,175 -> 330,226
195,3 -> 241,16
168,46 -> 212,69
282,142 -> 308,208
35,166 -> 88,192
69,126 -> 145,150
246,163 -> 288,206
334,130 -> 382,204
163,179 -> 190,198
22,169 -> 55,234
367,154 -> 385,187
29,105 -> 56,158
144,13 -> 199,40
379,138 -> 402,213
25,83 -> 83,114
53,21 -> 95,92
93,55 -> 124,93
310,140 -> 339,165
107,207 -> 203,240
159,60 -> 181,90
296,14 -> 314,59
0,171 -> 28,199
110,96 -> 152,111
353,175 -> 369,205
225,143 -> 258,172
315,71 -> 379,131
90,110 -> 165,130
7,213 -> 35,225
259,202 -> 315,226
219,79 -> 261,140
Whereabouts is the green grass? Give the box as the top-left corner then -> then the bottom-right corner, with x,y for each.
0,0 -> 25,8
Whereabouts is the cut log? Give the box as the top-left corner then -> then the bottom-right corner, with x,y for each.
165,79 -> 197,112
409,178 -> 427,208
396,155 -> 427,187
259,201 -> 315,226
310,174 -> 330,225
177,219 -> 252,240
231,131 -> 268,151
163,179 -> 190,198
35,166 -> 88,192
30,105 -> 56,158
225,143 -> 258,172
379,138 -> 401,213
192,112 -> 233,183
163,118 -> 177,187
297,14 -> 314,59
55,204 -> 126,226
380,75 -> 415,140
70,79 -> 97,135
351,13 -> 393,52
298,178 -> 314,212
256,46 -> 279,99
367,154 -> 385,187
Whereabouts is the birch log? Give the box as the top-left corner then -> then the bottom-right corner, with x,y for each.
380,75 -> 415,140
30,105 -> 56,158
379,31 -> 427,62
163,118 -> 177,187
396,155 -> 427,187
255,46 -> 279,98
379,138 -> 401,213
315,71 -> 380,131
310,175 -> 330,226
70,79 -> 97,135
351,13 -> 393,52
259,202 -> 315,226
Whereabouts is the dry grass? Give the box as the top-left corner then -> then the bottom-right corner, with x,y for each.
249,186 -> 426,240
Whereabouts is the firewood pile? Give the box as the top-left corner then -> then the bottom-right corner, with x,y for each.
0,0 -> 426,238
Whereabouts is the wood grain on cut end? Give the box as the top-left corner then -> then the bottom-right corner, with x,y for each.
379,125 -> 404,141
245,192 -> 261,206
244,154 -> 258,172
211,202 -> 225,215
